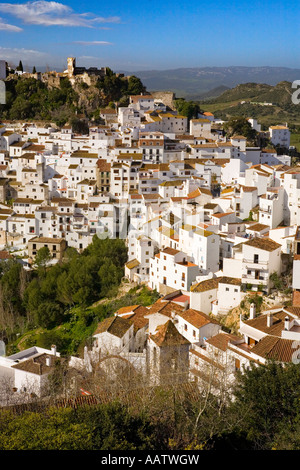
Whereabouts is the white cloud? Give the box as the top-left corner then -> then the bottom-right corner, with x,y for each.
0,46 -> 49,65
78,56 -> 101,60
0,1 -> 121,27
72,41 -> 113,46
0,17 -> 22,31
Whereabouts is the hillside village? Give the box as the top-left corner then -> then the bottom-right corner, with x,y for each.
0,57 -> 300,404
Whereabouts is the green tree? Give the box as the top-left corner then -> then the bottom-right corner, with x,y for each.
34,246 -> 52,275
70,117 -> 89,135
35,300 -> 64,329
223,116 -> 257,142
0,408 -> 92,450
77,402 -> 155,450
229,361 -> 300,449
127,75 -> 146,96
174,98 -> 201,121
0,402 -> 155,450
16,60 -> 23,72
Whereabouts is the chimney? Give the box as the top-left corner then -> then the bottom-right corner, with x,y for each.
249,303 -> 256,319
51,344 -> 56,356
267,313 -> 273,328
284,316 -> 290,331
46,356 -> 51,367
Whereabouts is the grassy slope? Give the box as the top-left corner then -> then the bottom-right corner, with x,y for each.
200,81 -> 300,129
8,284 -> 160,357
290,133 -> 300,151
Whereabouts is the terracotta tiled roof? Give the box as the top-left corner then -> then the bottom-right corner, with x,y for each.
292,292 -> 300,308
247,223 -> 269,232
146,300 -> 185,318
244,310 -> 293,336
29,236 -> 65,244
96,159 -> 111,172
151,320 -> 190,347
218,276 -> 241,286
244,237 -> 281,252
0,250 -> 12,260
94,316 -> 131,338
116,305 -> 140,315
190,277 -> 220,293
241,185 -> 257,192
11,353 -> 60,375
177,308 -> 220,328
123,306 -> 150,331
251,336 -> 296,362
162,247 -> 180,256
125,259 -> 140,270
205,332 -> 242,352
212,212 -> 234,219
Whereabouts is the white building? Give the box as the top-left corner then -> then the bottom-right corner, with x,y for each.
175,308 -> 221,346
149,247 -> 200,293
269,125 -> 290,148
0,345 -> 60,399
259,186 -> 284,229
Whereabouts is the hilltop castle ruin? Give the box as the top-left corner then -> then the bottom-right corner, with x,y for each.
66,57 -> 107,80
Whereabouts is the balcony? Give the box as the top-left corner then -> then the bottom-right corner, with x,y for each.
242,275 -> 268,285
243,258 -> 268,268
259,207 -> 272,214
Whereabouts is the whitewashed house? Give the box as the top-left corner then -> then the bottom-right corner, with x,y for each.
269,125 -> 290,148
259,186 -> 284,229
149,247 -> 200,293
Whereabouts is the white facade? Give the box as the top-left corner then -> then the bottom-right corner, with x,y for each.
269,125 -> 290,148
259,186 -> 284,229
149,248 -> 200,293
175,309 -> 221,345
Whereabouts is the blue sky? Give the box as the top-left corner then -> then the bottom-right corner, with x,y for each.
0,0 -> 299,71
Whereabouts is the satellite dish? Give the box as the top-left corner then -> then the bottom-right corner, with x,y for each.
0,340 -> 5,357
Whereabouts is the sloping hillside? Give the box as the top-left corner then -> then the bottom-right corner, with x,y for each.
201,81 -> 300,128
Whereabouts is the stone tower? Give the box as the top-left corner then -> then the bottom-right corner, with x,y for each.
67,57 -> 76,78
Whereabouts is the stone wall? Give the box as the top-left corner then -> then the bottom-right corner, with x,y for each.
151,91 -> 176,110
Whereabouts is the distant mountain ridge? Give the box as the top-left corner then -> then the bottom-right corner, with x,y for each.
118,66 -> 300,100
